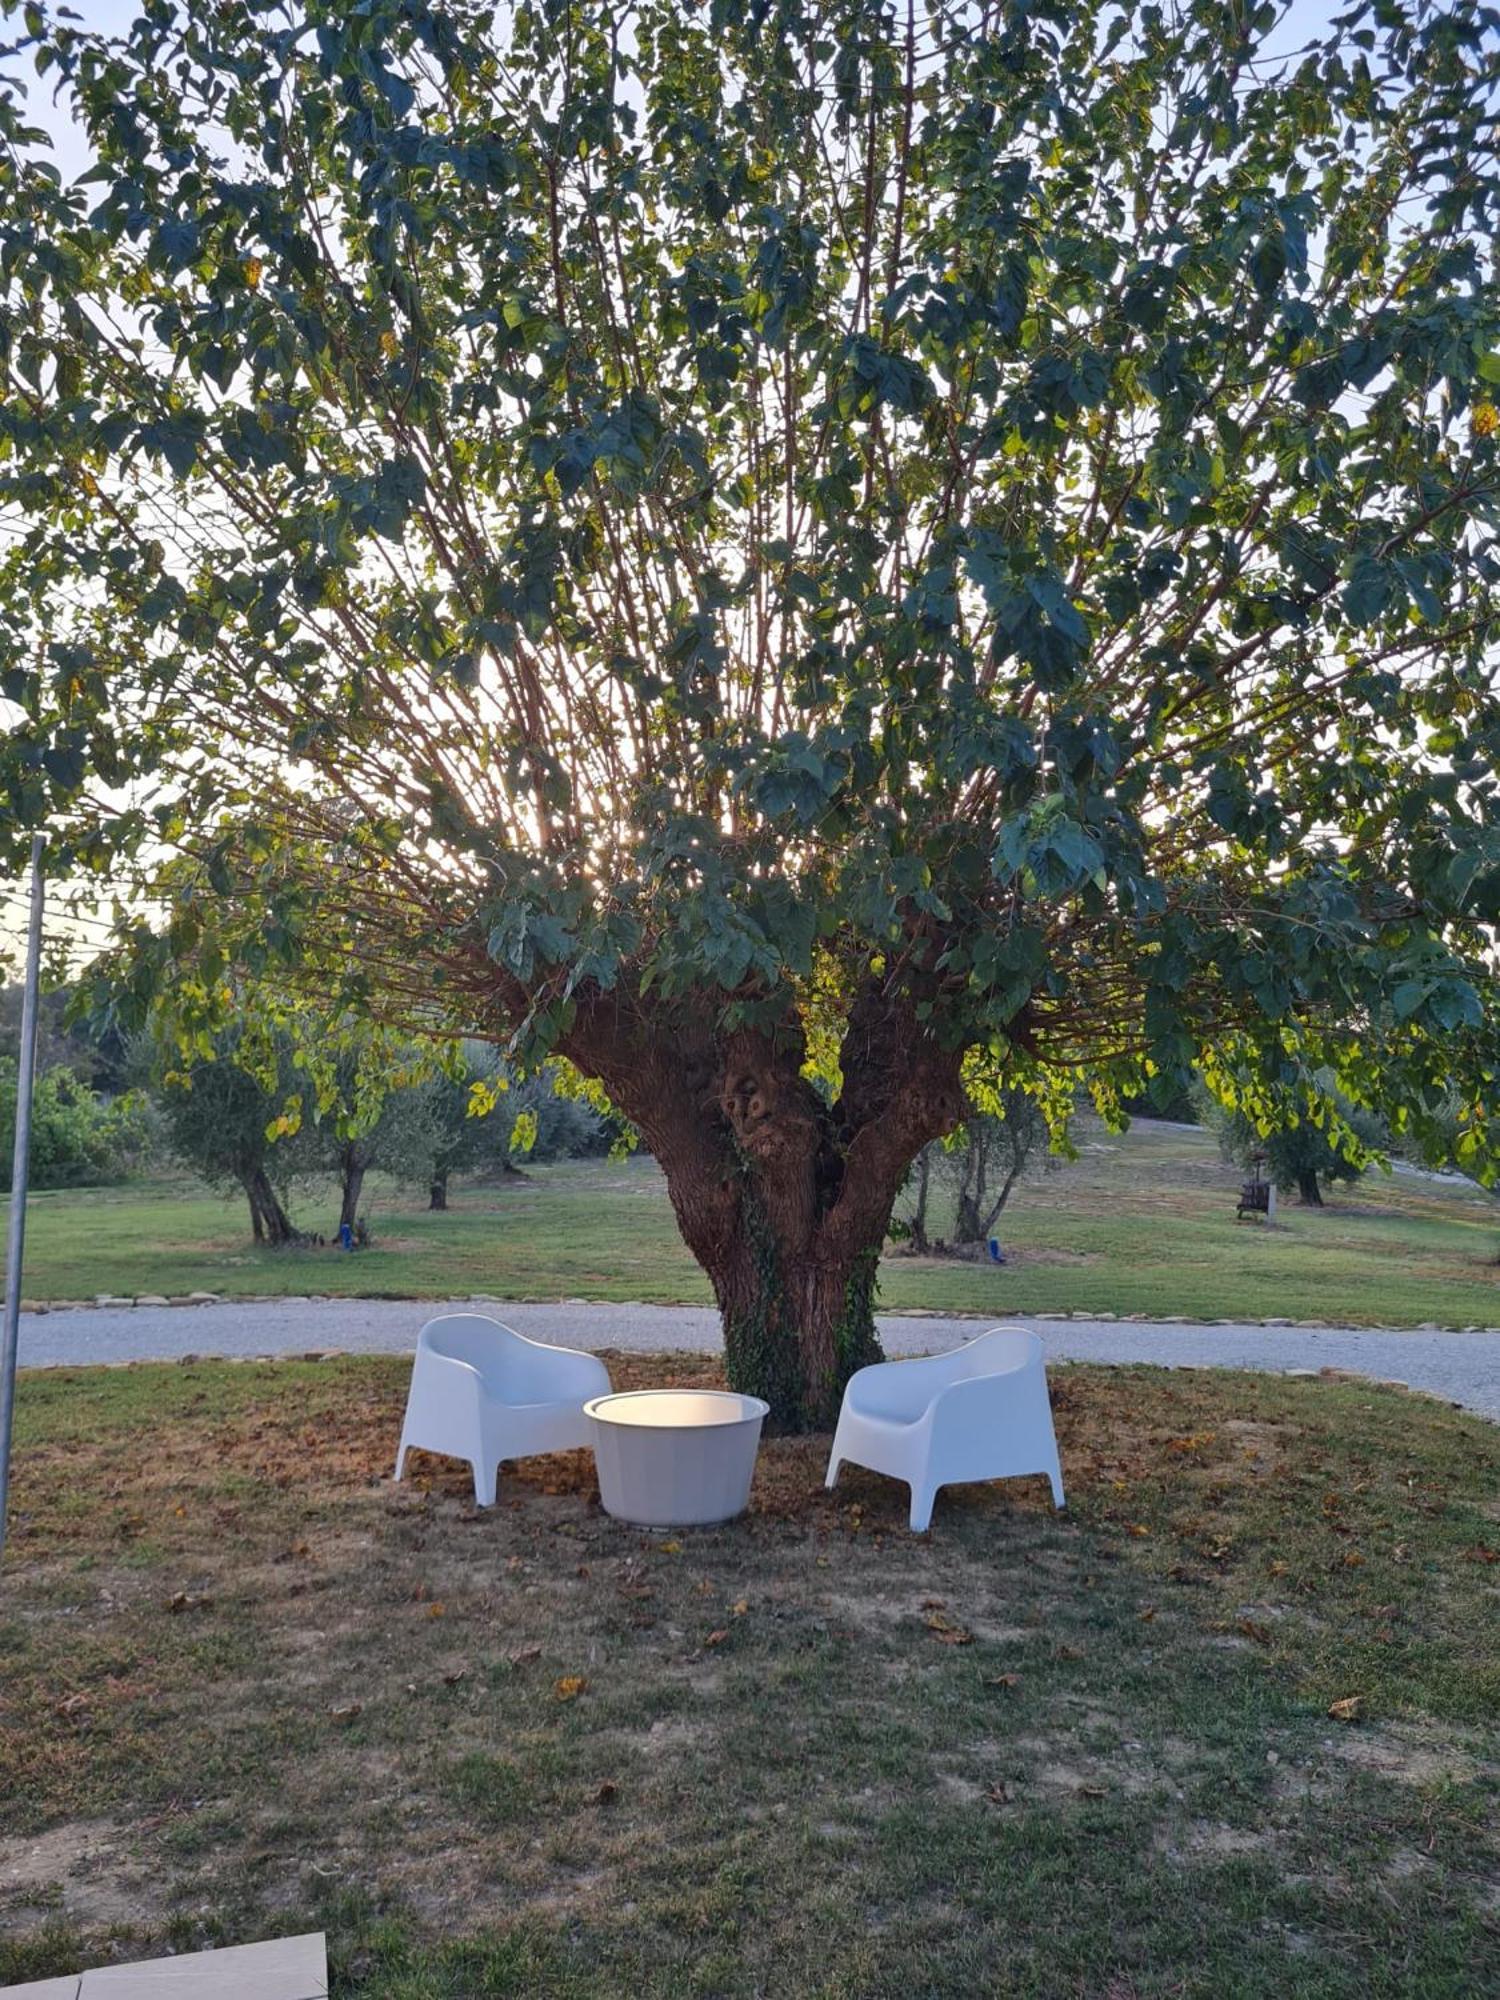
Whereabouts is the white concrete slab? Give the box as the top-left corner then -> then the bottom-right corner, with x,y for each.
71,1934 -> 326,1999
0,1978 -> 82,1999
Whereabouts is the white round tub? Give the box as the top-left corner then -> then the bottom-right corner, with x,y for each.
584,1389 -> 769,1528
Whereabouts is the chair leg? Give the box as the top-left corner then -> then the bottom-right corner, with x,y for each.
394,1436 -> 410,1482
472,1460 -> 497,1508
1048,1462 -> 1066,1509
824,1453 -> 843,1492
909,1483 -> 937,1534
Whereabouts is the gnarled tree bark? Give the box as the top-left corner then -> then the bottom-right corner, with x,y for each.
242,1165 -> 296,1246
561,976 -> 966,1430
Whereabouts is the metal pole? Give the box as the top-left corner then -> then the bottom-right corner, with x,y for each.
0,834 -> 46,1561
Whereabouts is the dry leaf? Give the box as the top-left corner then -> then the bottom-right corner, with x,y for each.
985,1782 -> 1008,1804
1238,1618 -> 1272,1646
986,1673 -> 1022,1690
731,1599 -> 749,1617
594,1780 -> 618,1806
1463,1545 -> 1499,1565
441,1668 -> 467,1687
924,1610 -> 973,1646
1328,1694 -> 1365,1723
507,1644 -> 542,1666
330,1702 -> 362,1725
1124,1522 -> 1151,1538
1138,1606 -> 1157,1623
659,1540 -> 682,1555
1342,1552 -> 1365,1569
165,1590 -> 212,1614
1080,1783 -> 1108,1798
704,1628 -> 729,1647
554,1675 -> 588,1701
427,1602 -> 446,1619
921,1597 -> 947,1610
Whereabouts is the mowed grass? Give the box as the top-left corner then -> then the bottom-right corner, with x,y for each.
9,1118 -> 1500,1327
2,1354 -> 1499,1997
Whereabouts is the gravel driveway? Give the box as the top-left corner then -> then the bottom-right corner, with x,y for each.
16,1298 -> 1500,1419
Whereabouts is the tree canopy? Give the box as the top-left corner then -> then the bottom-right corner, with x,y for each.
2,0 -> 1499,1419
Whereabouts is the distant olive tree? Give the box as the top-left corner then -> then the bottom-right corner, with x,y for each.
900,1088 -> 1049,1255
1203,1090 -> 1387,1207
155,1037 -> 306,1243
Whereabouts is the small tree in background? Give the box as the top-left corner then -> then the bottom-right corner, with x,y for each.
1205,1093 -> 1388,1207
381,1044 -> 509,1210
385,1055 -> 612,1207
155,1038 -> 306,1243
899,1085 -> 1050,1255
945,1096 -> 1049,1251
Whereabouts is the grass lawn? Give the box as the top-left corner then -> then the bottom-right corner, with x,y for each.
3,1354 -> 1499,1995
9,1118 -> 1500,1327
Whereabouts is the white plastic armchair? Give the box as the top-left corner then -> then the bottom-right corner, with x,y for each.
394,1314 -> 611,1506
825,1327 -> 1064,1532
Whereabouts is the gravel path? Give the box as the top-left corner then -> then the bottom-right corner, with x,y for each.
16,1297 -> 1500,1418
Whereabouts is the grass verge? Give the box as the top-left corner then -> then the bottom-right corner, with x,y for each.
2,1353 -> 1499,1995
9,1119 -> 1500,1329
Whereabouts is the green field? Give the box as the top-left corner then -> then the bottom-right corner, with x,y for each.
7,1117 -> 1500,1326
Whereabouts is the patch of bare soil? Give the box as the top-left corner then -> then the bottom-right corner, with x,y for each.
0,1821 -> 153,1929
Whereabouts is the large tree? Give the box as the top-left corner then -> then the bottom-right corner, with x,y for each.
3,0 -> 1500,1423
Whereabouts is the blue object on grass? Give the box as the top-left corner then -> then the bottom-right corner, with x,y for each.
339,1222 -> 354,1251
988,1237 -> 1007,1265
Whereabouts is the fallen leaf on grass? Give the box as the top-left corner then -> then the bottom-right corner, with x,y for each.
1328,1695 -> 1365,1724
329,1702 -> 362,1725
1138,1606 -> 1157,1623
55,1692 -> 92,1723
165,1591 -> 213,1615
658,1540 -> 682,1556
731,1599 -> 749,1617
442,1668 -> 467,1687
1124,1523 -> 1151,1538
554,1675 -> 588,1701
593,1780 -> 618,1806
986,1673 -> 1022,1690
1238,1619 -> 1273,1646
985,1782 -> 1008,1804
924,1610 -> 973,1646
507,1644 -> 542,1666
426,1602 -> 446,1619
704,1629 -> 730,1648
1463,1544 -> 1500,1565
1079,1783 -> 1108,1798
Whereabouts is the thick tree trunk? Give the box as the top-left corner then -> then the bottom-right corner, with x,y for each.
1296,1170 -> 1324,1206
428,1167 -> 449,1211
339,1153 -> 366,1233
560,986 -> 966,1431
243,1166 -> 296,1246
706,1199 -> 887,1431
